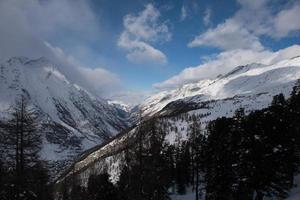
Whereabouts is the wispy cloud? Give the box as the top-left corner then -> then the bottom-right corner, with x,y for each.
273,4 -> 300,38
118,4 -> 171,64
180,5 -> 187,21
203,7 -> 212,26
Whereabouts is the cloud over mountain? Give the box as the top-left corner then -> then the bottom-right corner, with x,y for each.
155,0 -> 300,90
0,0 -> 121,96
154,45 -> 300,90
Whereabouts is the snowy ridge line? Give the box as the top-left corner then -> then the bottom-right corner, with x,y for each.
53,124 -> 137,184
53,111 -> 169,184
140,56 -> 300,117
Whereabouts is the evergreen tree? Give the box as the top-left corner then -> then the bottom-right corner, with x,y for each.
117,166 -> 130,200
174,142 -> 189,195
188,115 -> 206,200
204,117 -> 236,200
230,108 -> 253,200
87,173 -> 119,200
117,118 -> 172,200
70,185 -> 87,200
244,95 -> 292,199
287,80 -> 300,185
0,96 -> 52,200
141,119 -> 171,200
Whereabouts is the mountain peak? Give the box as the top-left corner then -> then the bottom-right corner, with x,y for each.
7,56 -> 30,65
6,56 -> 53,69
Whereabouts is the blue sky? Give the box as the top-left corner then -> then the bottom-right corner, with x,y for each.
57,0 -> 240,90
0,0 -> 300,103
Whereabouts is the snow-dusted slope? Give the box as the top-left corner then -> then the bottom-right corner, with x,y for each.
0,57 -> 130,162
141,56 -> 300,119
55,56 -> 300,199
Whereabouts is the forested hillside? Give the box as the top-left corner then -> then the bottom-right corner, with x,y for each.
50,80 -> 300,200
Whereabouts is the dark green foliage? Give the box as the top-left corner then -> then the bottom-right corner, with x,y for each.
204,83 -> 300,200
117,118 -> 173,200
70,185 -> 87,200
0,96 -> 53,200
205,117 -> 236,200
87,173 -> 119,200
175,142 -> 190,195
188,115 -> 206,200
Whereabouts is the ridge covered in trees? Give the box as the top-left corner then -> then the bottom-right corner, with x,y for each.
59,80 -> 300,200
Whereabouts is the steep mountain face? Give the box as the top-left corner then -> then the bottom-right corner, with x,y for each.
0,57 -> 130,162
55,56 -> 300,186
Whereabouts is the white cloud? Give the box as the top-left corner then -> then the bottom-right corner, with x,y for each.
203,8 -> 212,26
0,0 -> 121,96
123,4 -> 171,42
188,19 -> 264,51
118,32 -> 167,64
118,4 -> 170,64
273,4 -> 300,38
180,5 -> 187,21
154,45 -> 300,89
234,0 -> 273,36
188,0 -> 272,51
77,67 -> 121,94
0,0 -> 100,62
188,0 -> 300,51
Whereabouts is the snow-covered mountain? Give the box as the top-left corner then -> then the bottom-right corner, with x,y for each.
55,56 -> 300,185
140,56 -> 300,120
107,100 -> 131,113
0,57 -> 130,162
